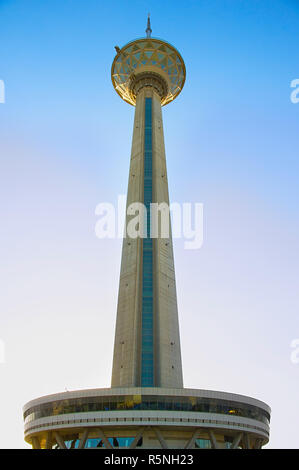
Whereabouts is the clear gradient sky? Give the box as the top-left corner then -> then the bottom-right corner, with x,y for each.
0,0 -> 299,449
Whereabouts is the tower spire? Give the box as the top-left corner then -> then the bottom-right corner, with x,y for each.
146,13 -> 152,38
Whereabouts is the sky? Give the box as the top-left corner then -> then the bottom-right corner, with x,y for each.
0,0 -> 299,449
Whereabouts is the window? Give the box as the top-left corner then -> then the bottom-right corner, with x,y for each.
141,97 -> 154,387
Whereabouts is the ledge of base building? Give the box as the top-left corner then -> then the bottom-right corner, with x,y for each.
24,410 -> 269,433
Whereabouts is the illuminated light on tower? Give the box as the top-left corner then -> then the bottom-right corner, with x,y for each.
23,19 -> 271,450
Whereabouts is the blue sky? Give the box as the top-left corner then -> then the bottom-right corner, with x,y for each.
0,0 -> 299,448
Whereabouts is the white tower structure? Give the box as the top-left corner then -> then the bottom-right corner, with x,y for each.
23,19 -> 271,450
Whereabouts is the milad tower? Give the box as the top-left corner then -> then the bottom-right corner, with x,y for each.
23,18 -> 271,449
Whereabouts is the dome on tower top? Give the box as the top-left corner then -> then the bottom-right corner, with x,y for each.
111,37 -> 186,106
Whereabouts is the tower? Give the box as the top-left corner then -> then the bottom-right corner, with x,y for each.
110,18 -> 185,390
23,18 -> 271,450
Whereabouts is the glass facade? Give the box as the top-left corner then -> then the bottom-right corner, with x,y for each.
24,394 -> 270,426
141,97 -> 154,387
195,438 -> 212,449
61,437 -> 141,449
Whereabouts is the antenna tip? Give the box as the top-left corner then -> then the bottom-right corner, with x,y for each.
146,13 -> 152,38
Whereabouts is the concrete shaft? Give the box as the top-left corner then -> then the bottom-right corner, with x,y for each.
111,86 -> 183,388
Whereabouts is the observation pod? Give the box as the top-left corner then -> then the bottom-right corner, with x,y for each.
111,37 -> 186,106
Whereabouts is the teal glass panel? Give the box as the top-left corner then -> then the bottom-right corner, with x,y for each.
141,97 -> 154,387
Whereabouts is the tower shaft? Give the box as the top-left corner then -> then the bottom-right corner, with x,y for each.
111,86 -> 183,388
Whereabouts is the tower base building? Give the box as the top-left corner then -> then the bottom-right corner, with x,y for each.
24,388 -> 270,449
23,20 -> 270,449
